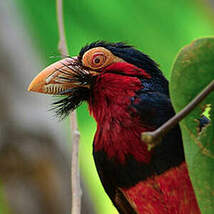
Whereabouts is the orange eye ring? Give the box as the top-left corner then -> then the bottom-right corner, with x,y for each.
91,53 -> 106,67
82,47 -> 115,70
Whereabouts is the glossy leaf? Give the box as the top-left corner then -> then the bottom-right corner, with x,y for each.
170,37 -> 214,213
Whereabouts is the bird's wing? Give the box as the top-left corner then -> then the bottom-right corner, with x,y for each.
131,90 -> 185,174
119,89 -> 200,214
130,90 -> 175,127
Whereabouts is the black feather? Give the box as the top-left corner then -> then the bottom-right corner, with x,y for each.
79,41 -> 162,78
51,87 -> 90,119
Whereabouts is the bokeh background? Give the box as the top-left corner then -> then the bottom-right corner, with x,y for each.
0,0 -> 214,213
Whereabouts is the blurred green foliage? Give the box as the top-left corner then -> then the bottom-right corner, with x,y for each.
0,184 -> 10,214
13,0 -> 214,213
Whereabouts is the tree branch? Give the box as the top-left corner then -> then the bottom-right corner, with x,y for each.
56,1 -> 82,214
142,80 -> 214,150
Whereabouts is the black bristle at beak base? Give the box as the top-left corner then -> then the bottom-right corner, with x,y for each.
51,87 -> 90,119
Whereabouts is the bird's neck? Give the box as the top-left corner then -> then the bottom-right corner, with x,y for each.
88,73 -> 151,163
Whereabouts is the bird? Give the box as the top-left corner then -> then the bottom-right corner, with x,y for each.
28,41 -> 201,214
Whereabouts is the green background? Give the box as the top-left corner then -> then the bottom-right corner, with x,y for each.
9,0 -> 214,213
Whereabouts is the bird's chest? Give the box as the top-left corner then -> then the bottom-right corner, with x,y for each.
93,103 -> 151,164
90,76 -> 152,186
92,104 -> 154,189
90,81 -> 151,164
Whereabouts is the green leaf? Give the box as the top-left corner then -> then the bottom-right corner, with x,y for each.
170,37 -> 214,213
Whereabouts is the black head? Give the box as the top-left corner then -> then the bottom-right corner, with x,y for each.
57,41 -> 168,118
79,41 -> 163,77
29,41 -> 168,119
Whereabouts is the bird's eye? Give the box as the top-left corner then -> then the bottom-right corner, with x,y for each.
82,47 -> 114,70
91,53 -> 106,67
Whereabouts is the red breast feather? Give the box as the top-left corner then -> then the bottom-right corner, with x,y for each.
90,61 -> 200,214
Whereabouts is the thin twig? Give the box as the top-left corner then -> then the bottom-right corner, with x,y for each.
56,1 -> 82,214
142,80 -> 214,150
56,0 -> 68,56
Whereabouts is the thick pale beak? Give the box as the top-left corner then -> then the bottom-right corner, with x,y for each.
28,57 -> 93,95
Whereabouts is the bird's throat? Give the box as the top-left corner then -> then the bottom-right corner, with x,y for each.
89,73 -> 151,164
